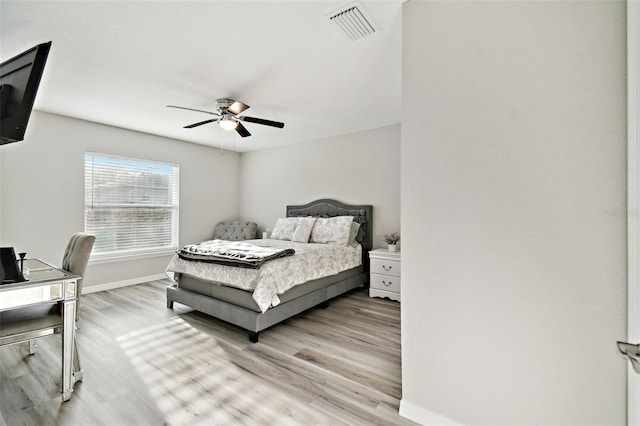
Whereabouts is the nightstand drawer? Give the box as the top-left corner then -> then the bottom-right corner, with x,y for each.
370,258 -> 401,277
370,273 -> 401,293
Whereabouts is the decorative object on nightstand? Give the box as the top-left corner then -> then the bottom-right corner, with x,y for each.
384,232 -> 400,252
369,248 -> 401,302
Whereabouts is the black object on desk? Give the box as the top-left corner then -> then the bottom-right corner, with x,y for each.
0,247 -> 27,284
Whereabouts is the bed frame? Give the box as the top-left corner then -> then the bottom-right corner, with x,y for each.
166,199 -> 373,343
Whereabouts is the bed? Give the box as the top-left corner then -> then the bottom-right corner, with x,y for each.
165,199 -> 373,342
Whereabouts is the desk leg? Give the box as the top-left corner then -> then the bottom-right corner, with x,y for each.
61,299 -> 77,402
28,339 -> 38,355
73,334 -> 83,382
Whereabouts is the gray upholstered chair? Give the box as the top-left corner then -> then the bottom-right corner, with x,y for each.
213,221 -> 257,240
61,232 -> 96,321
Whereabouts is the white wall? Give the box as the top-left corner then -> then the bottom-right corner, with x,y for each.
0,111 -> 241,289
239,125 -> 400,247
628,2 -> 640,423
0,113 -> 398,289
401,1 -> 627,425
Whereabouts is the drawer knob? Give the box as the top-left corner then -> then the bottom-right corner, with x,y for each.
382,280 -> 393,286
382,265 -> 392,271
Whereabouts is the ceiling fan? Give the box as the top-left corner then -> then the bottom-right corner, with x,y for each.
167,98 -> 284,138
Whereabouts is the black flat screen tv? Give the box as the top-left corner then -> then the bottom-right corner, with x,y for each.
0,41 -> 52,145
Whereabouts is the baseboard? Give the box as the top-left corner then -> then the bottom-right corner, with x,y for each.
399,399 -> 463,426
82,273 -> 168,294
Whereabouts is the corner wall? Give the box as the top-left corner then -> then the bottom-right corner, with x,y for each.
239,125 -> 400,247
0,111 -> 241,290
401,1 -> 627,424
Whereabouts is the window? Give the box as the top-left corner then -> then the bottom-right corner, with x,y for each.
84,152 -> 179,260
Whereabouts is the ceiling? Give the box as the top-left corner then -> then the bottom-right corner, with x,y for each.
0,1 -> 402,152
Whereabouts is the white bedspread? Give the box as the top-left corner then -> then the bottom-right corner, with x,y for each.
166,239 -> 362,313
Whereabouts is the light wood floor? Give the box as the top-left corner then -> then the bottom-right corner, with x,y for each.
0,280 -> 414,425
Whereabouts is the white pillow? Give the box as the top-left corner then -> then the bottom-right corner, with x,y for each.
348,221 -> 361,247
270,217 -> 299,240
309,216 -> 354,245
291,217 -> 317,243
270,218 -> 285,239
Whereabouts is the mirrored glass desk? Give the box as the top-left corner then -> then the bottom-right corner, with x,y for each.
0,259 -> 81,401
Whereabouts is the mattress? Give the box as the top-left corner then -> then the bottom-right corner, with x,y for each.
177,266 -> 363,313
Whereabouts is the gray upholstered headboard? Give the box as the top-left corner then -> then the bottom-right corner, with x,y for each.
286,199 -> 373,270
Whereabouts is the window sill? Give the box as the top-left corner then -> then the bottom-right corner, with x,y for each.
89,249 -> 176,265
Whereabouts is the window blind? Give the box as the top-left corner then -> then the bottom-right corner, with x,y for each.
84,153 -> 179,259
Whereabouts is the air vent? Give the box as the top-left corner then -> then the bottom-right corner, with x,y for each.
327,2 -> 378,41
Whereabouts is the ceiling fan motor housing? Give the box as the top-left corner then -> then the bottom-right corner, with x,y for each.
215,98 -> 235,112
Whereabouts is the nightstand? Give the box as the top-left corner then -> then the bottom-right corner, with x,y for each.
369,248 -> 401,302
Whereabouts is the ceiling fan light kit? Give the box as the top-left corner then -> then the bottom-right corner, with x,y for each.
167,98 -> 284,138
219,114 -> 238,131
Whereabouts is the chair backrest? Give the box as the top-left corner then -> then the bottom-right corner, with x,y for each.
213,221 -> 257,240
61,233 -> 95,321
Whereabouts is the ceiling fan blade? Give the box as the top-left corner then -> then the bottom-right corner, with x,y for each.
228,101 -> 250,115
184,118 -> 218,129
240,116 -> 285,128
235,122 -> 251,137
167,105 -> 219,116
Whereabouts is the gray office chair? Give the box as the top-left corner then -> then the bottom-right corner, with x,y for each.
61,232 -> 96,322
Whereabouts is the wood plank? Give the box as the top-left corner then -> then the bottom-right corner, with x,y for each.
0,280 -> 416,425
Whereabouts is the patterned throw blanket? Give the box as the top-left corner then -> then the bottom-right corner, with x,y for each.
177,240 -> 295,269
